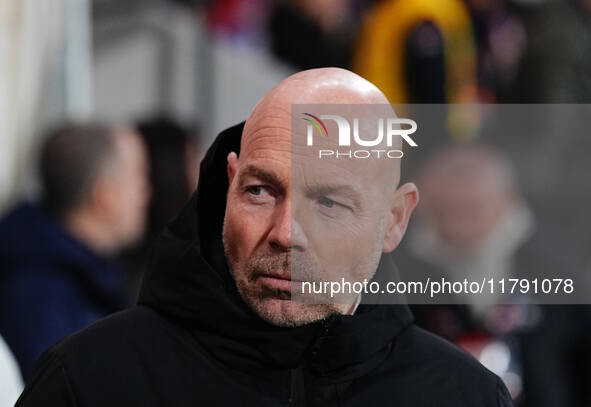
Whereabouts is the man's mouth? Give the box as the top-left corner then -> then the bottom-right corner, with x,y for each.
257,272 -> 303,292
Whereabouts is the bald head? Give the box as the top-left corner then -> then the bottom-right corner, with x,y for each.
244,67 -> 392,135
259,67 -> 389,104
223,68 -> 418,326
242,68 -> 403,188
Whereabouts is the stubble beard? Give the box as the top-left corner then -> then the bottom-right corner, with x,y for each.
221,214 -> 386,327
222,222 -> 341,327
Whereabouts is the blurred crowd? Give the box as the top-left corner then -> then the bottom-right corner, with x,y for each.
207,0 -> 591,103
1,0 -> 591,406
0,118 -> 201,383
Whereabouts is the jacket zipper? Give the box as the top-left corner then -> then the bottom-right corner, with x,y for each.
289,365 -> 305,406
290,318 -> 335,406
289,318 -> 335,406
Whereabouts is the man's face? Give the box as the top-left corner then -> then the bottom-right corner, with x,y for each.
428,179 -> 507,250
419,156 -> 511,251
222,107 -> 399,327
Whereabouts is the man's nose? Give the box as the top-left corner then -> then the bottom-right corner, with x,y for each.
268,201 -> 306,251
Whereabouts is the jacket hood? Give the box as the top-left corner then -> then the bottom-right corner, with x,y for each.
137,122 -> 413,375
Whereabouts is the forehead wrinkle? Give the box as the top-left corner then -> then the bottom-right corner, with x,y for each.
294,154 -> 398,209
294,158 -> 358,183
293,160 -> 364,208
244,125 -> 291,142
243,103 -> 291,141
242,143 -> 291,163
245,111 -> 291,131
242,124 -> 291,152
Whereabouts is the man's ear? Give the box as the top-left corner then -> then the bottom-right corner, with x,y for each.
227,152 -> 239,188
382,182 -> 419,253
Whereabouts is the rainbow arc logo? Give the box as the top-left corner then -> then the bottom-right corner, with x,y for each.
302,113 -> 328,138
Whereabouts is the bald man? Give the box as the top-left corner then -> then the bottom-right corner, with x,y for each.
16,69 -> 512,407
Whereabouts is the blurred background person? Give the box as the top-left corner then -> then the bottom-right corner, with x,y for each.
137,116 -> 200,243
0,122 -> 150,380
123,116 -> 201,299
395,144 -> 591,406
463,0 -> 526,103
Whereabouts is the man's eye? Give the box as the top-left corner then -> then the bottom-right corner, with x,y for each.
318,197 -> 336,208
247,185 -> 266,196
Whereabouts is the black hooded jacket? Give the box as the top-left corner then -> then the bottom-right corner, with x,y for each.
16,123 -> 512,407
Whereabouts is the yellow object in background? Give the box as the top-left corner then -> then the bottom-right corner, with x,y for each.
354,0 -> 480,142
355,0 -> 478,105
